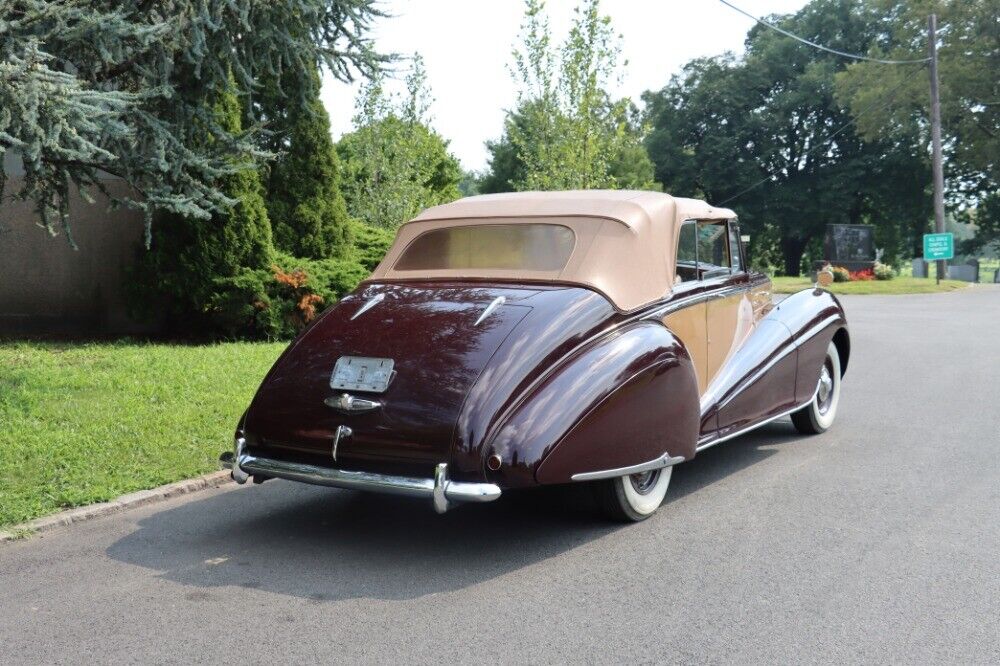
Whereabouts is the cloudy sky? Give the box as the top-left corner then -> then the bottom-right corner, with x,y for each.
320,0 -> 809,171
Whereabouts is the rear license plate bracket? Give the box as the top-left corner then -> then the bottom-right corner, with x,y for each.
330,356 -> 395,393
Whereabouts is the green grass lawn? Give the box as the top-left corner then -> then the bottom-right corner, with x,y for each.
0,341 -> 285,528
770,276 -> 970,295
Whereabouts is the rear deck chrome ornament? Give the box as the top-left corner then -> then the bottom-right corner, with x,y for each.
350,292 -> 385,320
331,425 -> 352,462
325,392 -> 382,414
474,296 -> 506,326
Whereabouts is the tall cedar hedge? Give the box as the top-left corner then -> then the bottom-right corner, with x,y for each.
130,85 -> 274,337
129,83 -> 397,340
266,69 -> 353,259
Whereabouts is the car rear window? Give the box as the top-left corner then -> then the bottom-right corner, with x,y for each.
393,223 -> 575,272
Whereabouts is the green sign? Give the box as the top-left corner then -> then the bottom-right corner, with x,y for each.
923,232 -> 954,261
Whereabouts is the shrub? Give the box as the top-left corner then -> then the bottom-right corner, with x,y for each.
259,253 -> 370,339
348,219 -> 395,271
873,262 -> 894,280
849,268 -> 875,281
202,253 -> 372,339
831,266 -> 851,282
134,246 -> 373,341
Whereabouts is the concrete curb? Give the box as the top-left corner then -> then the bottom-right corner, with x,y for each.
0,471 -> 233,544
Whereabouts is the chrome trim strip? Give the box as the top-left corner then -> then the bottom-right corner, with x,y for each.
795,313 -> 842,347
221,453 -> 501,512
570,452 -> 686,482
350,292 -> 385,320
474,296 -> 506,326
696,383 -> 821,453
324,393 -> 381,414
642,283 -> 748,322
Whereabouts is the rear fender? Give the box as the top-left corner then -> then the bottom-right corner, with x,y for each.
485,322 -> 700,487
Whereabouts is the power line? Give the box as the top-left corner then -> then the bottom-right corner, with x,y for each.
718,0 -> 930,65
718,72 -> 920,206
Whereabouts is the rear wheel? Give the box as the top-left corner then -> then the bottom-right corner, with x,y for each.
791,341 -> 841,434
595,466 -> 672,522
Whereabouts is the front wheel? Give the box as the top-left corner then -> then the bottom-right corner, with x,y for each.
791,341 -> 842,434
594,467 -> 673,522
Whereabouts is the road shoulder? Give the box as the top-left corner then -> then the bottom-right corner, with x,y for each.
0,471 -> 232,544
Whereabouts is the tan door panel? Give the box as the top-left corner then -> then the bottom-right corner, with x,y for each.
664,303 -> 708,395
706,291 -> 754,389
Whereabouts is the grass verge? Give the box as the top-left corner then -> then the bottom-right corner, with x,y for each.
770,276 -> 970,295
0,341 -> 285,528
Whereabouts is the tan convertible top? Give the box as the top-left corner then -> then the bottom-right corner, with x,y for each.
369,190 -> 736,312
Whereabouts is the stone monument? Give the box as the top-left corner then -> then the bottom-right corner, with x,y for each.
814,224 -> 876,274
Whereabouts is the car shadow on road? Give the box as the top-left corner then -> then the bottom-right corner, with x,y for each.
105,421 -> 804,602
666,420 -> 803,505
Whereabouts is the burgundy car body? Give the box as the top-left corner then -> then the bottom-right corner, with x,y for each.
222,191 -> 849,514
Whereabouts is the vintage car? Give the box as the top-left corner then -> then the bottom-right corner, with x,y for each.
221,190 -> 849,521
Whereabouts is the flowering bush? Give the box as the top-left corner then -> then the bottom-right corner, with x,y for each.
831,266 -> 851,282
849,268 -> 875,281
873,262 -> 894,280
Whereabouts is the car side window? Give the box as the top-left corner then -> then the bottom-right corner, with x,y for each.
697,222 -> 731,278
728,222 -> 743,273
676,220 -> 699,282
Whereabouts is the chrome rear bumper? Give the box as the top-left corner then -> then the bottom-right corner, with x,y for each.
219,442 -> 500,513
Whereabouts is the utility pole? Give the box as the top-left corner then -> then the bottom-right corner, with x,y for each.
928,14 -> 946,285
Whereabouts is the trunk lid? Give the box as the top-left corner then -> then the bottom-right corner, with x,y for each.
246,283 -> 534,475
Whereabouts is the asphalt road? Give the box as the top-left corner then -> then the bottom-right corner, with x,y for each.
3,286 -> 999,664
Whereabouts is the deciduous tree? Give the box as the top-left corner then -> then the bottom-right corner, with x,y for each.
835,0 -> 1000,253
644,0 -> 929,274
482,0 -> 655,193
336,55 -> 462,228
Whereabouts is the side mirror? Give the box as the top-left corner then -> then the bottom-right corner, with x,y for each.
816,269 -> 834,288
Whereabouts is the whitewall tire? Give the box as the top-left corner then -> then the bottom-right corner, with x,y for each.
791,341 -> 842,434
595,466 -> 672,522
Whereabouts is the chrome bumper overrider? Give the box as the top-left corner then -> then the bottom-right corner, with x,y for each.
220,439 -> 501,513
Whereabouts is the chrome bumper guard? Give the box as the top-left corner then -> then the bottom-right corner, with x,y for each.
220,438 -> 501,514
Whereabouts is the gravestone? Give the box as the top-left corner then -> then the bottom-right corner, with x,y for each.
813,224 -> 876,274
947,261 -> 979,283
912,259 -> 928,278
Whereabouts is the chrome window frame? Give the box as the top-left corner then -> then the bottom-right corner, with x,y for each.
677,217 -> 742,281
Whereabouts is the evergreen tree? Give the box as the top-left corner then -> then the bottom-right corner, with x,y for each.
265,67 -> 352,259
132,84 -> 273,336
0,1 -> 384,244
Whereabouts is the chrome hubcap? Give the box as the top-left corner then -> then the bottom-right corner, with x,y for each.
816,361 -> 834,415
629,469 -> 661,495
